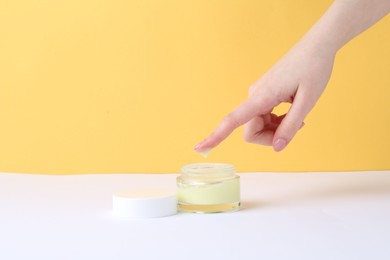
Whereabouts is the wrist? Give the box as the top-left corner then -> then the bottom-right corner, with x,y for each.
298,3 -> 347,57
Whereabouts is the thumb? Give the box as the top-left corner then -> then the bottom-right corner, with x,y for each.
272,89 -> 313,152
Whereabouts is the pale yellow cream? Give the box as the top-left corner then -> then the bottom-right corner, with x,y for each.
177,178 -> 240,205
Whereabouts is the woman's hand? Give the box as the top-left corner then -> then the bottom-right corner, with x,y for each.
195,0 -> 390,153
195,41 -> 335,152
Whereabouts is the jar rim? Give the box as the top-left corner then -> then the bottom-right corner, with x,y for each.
181,163 -> 235,178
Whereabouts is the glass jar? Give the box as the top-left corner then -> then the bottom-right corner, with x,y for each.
177,163 -> 240,213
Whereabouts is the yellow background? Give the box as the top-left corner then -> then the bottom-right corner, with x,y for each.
0,0 -> 389,174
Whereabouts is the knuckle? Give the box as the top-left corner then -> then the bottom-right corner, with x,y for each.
222,113 -> 241,130
248,84 -> 257,96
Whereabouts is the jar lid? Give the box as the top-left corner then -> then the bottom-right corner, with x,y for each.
181,163 -> 236,180
112,189 -> 177,218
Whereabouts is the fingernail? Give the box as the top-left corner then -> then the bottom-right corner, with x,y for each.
273,138 -> 287,152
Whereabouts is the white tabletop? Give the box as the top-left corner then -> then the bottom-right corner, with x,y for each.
1,171 -> 389,260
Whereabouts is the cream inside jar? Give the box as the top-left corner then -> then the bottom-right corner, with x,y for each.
177,163 -> 240,213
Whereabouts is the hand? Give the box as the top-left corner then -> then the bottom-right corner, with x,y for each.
195,40 -> 336,152
195,0 -> 390,153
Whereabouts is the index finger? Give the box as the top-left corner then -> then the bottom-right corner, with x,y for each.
194,98 -> 262,151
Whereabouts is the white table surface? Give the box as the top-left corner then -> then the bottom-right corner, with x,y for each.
1,171 -> 390,260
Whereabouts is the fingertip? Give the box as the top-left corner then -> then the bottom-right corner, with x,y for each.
194,142 -> 202,151
194,139 -> 212,152
273,138 -> 288,152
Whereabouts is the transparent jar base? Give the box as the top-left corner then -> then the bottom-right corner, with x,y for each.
178,201 -> 240,214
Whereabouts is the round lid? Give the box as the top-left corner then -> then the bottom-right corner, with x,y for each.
112,188 -> 177,218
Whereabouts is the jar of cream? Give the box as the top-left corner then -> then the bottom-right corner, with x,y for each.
177,163 -> 240,213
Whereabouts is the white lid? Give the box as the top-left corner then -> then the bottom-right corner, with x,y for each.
112,188 -> 177,218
